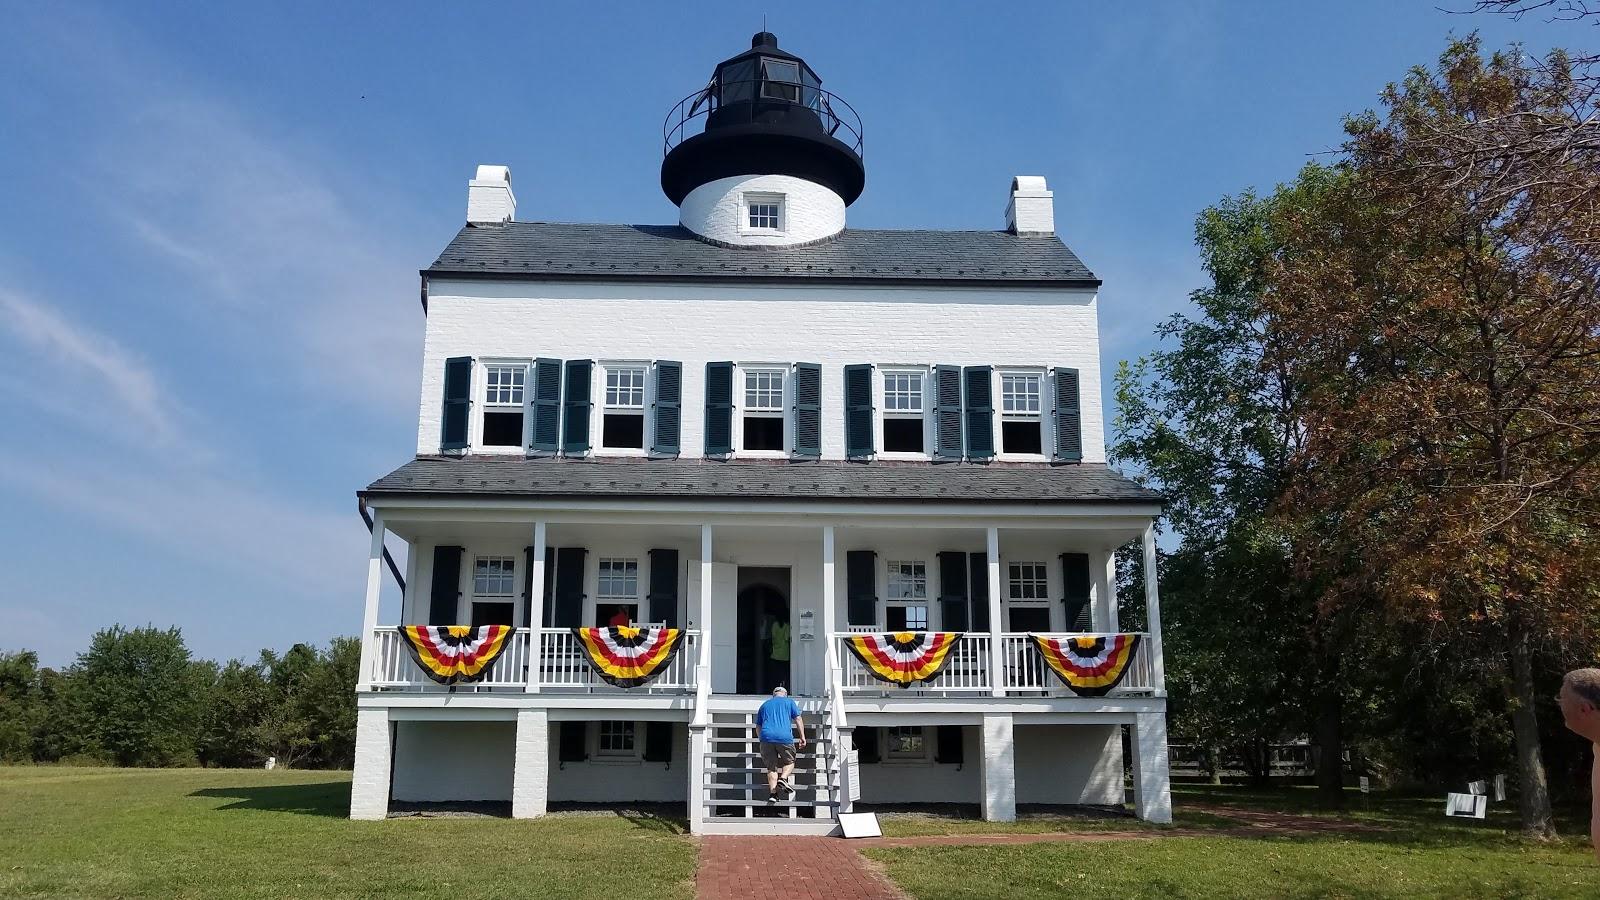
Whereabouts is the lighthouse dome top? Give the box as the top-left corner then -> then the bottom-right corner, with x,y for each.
662,32 -> 865,247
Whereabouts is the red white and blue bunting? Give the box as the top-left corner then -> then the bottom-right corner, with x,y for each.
843,632 -> 963,688
1033,633 -> 1141,696
397,625 -> 514,685
573,626 -> 686,688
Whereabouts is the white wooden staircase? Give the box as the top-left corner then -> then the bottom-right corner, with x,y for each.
693,696 -> 844,835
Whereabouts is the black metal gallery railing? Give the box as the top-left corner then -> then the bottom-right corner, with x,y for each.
663,80 -> 865,159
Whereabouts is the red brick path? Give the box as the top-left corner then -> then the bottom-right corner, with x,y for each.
696,836 -> 906,900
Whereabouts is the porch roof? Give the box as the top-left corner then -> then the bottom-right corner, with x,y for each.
360,456 -> 1163,505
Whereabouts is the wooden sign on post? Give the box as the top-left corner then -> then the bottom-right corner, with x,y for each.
1446,792 -> 1487,819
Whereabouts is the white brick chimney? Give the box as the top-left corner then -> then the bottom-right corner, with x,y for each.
1005,175 -> 1054,235
467,165 -> 516,224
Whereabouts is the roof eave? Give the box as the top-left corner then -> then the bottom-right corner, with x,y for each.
418,268 -> 1103,291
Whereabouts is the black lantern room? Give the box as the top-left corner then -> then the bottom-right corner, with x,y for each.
661,32 -> 865,206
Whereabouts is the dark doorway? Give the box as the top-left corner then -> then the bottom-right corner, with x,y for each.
736,567 -> 791,695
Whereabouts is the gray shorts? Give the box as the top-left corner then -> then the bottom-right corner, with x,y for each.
759,741 -> 797,768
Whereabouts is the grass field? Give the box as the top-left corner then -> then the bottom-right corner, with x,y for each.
869,784 -> 1600,900
4,767 -> 1599,899
0,767 -> 696,899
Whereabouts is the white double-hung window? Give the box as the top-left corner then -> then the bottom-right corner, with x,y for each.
999,371 -> 1045,455
1006,561 -> 1052,633
744,192 -> 785,232
885,560 -> 930,630
596,557 -> 640,626
882,371 -> 926,454
602,365 -> 647,450
481,364 -> 527,448
741,368 -> 786,452
595,721 -> 637,759
471,556 -> 517,626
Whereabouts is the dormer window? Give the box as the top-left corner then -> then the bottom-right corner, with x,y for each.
602,364 -> 647,450
742,368 -> 785,452
744,193 -> 785,232
481,364 -> 526,447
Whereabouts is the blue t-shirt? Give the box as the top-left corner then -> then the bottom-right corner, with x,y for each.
756,696 -> 802,744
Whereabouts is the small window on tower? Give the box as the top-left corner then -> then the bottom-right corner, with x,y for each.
745,193 -> 784,232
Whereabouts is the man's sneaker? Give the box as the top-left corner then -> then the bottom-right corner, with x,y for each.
766,792 -> 778,805
777,779 -> 793,798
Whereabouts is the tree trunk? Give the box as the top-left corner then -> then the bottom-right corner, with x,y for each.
1507,613 -> 1556,838
1314,688 -> 1345,807
1205,745 -> 1222,785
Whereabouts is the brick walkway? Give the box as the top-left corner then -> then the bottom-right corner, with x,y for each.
696,836 -> 905,900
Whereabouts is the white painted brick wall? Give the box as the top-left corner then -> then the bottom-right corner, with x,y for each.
679,174 -> 846,246
1131,710 -> 1173,823
391,720 -> 515,802
349,708 -> 392,820
1013,723 -> 1124,805
416,279 -> 1106,462
979,713 -> 1016,821
512,709 -> 550,818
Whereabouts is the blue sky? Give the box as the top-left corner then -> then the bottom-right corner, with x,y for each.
0,2 -> 1577,667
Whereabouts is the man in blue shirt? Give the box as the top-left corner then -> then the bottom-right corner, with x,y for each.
755,686 -> 806,804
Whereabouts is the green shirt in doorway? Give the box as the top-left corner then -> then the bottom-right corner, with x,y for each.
769,621 -> 791,661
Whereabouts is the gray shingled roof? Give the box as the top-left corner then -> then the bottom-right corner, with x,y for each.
362,456 -> 1161,505
424,223 -> 1098,286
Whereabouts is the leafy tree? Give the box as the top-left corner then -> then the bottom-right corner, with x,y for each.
0,650 -> 42,762
1264,37 -> 1600,836
196,659 -> 268,767
73,625 -> 204,766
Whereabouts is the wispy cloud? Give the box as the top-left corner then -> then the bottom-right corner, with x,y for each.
0,286 -> 191,450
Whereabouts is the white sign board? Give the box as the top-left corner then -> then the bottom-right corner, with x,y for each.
838,811 -> 882,839
1446,793 -> 1487,819
1467,780 -> 1487,796
1493,775 -> 1506,802
845,750 -> 862,803
1358,776 -> 1370,794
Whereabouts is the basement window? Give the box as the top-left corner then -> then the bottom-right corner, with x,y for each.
885,726 -> 930,763
882,371 -> 926,453
1000,372 -> 1043,455
596,721 -> 638,759
481,365 -> 526,447
602,365 -> 647,450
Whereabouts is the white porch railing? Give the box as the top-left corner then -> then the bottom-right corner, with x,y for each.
368,627 -> 532,690
834,632 -> 993,695
367,627 -> 699,693
536,628 -> 698,693
998,632 -> 1156,696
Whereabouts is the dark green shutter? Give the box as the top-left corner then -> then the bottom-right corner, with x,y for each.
522,546 -> 537,627
968,552 -> 990,632
652,361 -> 682,455
1062,552 -> 1092,631
963,366 -> 994,461
541,545 -> 556,627
643,722 -> 673,764
846,550 -> 877,627
843,364 -> 874,460
792,362 -> 821,458
557,723 -> 587,763
937,551 -> 970,631
561,360 -> 593,454
854,727 -> 880,764
1052,367 -> 1083,463
705,362 -> 734,455
530,358 -> 563,452
933,364 -> 964,461
935,725 -> 964,765
648,549 -> 679,627
440,357 -> 472,450
428,545 -> 463,624
552,547 -> 587,627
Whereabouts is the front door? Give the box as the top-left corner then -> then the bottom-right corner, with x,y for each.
736,567 -> 791,694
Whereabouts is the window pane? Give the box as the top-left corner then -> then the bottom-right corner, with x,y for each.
887,561 -> 927,599
602,412 -> 644,449
474,557 -> 516,596
598,721 -> 635,753
606,367 -> 646,407
743,415 -> 783,451
486,366 -> 525,405
1001,373 -> 1041,414
888,726 -> 924,757
482,410 -> 524,447
748,202 -> 780,229
744,371 -> 783,410
884,373 -> 924,412
883,418 -> 924,453
597,558 -> 639,598
1001,420 -> 1043,455
1007,562 -> 1049,601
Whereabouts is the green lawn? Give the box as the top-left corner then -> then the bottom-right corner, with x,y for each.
868,785 -> 1600,899
0,767 -> 696,900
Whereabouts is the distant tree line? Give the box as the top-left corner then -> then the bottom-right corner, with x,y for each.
0,626 -> 358,769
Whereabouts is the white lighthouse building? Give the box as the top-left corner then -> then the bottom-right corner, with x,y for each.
351,31 -> 1171,833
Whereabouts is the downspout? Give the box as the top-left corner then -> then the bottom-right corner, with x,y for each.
358,499 -> 406,592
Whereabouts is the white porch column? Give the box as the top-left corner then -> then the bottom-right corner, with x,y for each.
1141,524 -> 1166,692
980,713 -> 1016,821
349,708 -> 392,820
821,525 -> 838,675
524,524 -> 547,693
355,511 -> 386,692
698,525 -> 714,672
687,723 -> 709,829
1101,550 -> 1120,632
985,527 -> 1004,697
1131,711 -> 1174,823
511,708 -> 550,818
